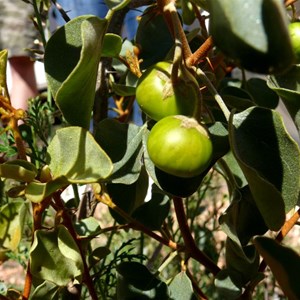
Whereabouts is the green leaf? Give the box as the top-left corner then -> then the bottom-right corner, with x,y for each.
25,178 -> 67,203
31,281 -> 60,300
136,7 -> 174,69
104,0 -> 130,11
208,121 -> 230,160
74,217 -> 101,237
254,237 -> 300,299
132,187 -> 170,230
225,239 -> 260,285
208,0 -> 294,74
45,16 -> 108,129
112,39 -> 135,75
267,65 -> 300,131
220,86 -> 254,111
89,246 -> 110,265
246,78 -> 279,109
0,160 -> 37,182
95,119 -> 146,184
219,186 -> 268,246
117,261 -> 161,289
102,33 -> 122,58
169,271 -> 194,300
0,201 -> 27,251
215,269 -> 243,299
111,82 -> 136,96
229,107 -> 300,230
221,151 -> 248,188
108,167 -> 149,224
47,126 -> 113,183
30,225 -> 84,286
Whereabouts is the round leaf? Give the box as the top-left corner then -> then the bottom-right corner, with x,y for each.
47,126 -> 113,183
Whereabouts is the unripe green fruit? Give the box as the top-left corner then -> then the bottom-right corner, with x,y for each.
147,115 -> 213,178
136,62 -> 199,121
289,22 -> 300,63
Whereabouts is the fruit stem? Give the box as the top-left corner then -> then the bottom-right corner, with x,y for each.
173,196 -> 221,276
158,0 -> 192,62
196,68 -> 231,122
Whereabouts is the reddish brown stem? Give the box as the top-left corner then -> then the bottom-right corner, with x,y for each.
157,0 -> 192,61
285,0 -> 298,6
192,2 -> 208,38
129,222 -> 178,250
22,200 -> 50,299
96,192 -> 179,251
10,118 -> 27,160
22,262 -> 32,300
186,36 -> 214,67
186,267 -> 208,299
173,197 -> 220,276
53,193 -> 99,300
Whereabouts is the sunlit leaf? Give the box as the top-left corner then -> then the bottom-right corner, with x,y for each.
102,33 -> 122,58
169,271 -> 194,300
74,217 -> 101,237
0,201 -> 27,251
0,160 -> 37,182
31,281 -> 60,300
45,16 -> 108,128
47,126 -> 113,183
104,0 -> 130,11
25,179 -> 67,203
30,225 -> 83,286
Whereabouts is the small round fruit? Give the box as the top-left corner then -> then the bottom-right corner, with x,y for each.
289,22 -> 300,63
147,115 -> 213,178
136,61 -> 199,121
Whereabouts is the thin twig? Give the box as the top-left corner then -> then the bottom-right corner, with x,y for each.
186,36 -> 214,67
95,192 -> 179,250
196,68 -> 231,121
53,193 -> 99,300
173,197 -> 221,276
